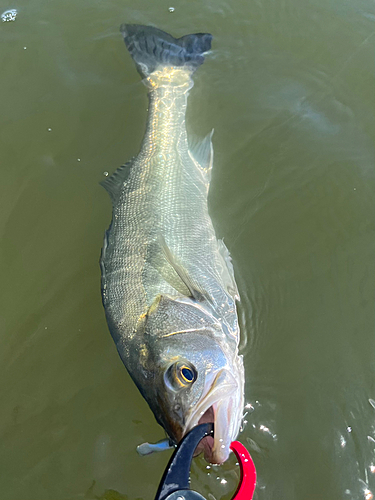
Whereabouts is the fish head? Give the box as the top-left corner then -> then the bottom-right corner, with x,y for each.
134,294 -> 244,464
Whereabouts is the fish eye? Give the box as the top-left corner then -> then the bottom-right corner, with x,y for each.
180,365 -> 195,383
164,361 -> 197,390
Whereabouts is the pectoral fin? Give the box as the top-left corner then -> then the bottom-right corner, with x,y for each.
158,235 -> 206,302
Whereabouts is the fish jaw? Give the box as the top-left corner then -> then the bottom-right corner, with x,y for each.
183,364 -> 244,464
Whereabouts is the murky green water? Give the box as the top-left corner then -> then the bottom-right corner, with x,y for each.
1,0 -> 375,498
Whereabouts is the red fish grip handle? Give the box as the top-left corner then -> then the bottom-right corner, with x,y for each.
230,440 -> 257,500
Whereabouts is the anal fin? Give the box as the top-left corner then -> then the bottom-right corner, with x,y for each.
100,159 -> 134,205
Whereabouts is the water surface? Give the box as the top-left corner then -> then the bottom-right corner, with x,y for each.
1,0 -> 374,499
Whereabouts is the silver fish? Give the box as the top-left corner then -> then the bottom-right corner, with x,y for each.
100,24 -> 244,464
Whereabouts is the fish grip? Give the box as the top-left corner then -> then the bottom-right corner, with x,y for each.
154,423 -> 257,500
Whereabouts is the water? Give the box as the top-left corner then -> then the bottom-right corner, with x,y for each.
1,0 -> 374,498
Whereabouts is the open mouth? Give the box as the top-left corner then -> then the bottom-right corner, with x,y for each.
183,369 -> 243,464
195,406 -> 215,461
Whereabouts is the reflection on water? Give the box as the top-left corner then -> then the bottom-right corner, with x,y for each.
1,9 -> 17,22
0,0 -> 374,498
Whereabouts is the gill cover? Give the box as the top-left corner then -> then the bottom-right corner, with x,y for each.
133,294 -> 216,441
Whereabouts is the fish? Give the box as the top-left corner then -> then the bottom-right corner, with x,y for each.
100,24 -> 244,464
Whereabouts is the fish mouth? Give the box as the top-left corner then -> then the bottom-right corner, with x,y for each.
184,368 -> 243,464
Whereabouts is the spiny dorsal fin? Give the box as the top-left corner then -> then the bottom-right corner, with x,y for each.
217,239 -> 240,300
188,129 -> 214,183
158,234 -> 206,302
100,160 -> 134,205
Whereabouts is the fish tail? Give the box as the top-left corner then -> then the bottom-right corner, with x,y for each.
120,24 -> 212,78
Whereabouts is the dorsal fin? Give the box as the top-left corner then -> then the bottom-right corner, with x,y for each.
100,160 -> 134,205
188,129 -> 214,183
217,239 -> 239,300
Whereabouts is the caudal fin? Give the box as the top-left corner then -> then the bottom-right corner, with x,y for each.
120,24 -> 212,78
